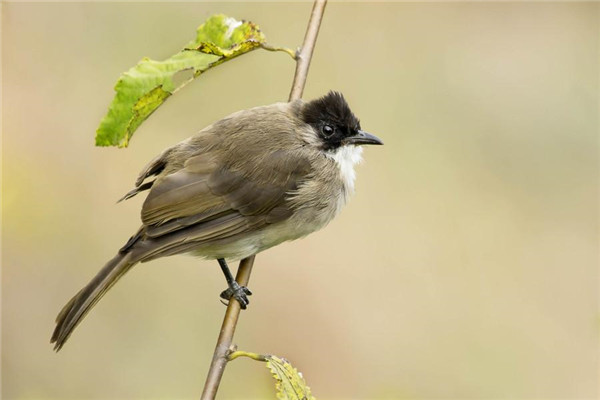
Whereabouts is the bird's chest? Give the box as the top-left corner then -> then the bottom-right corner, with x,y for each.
260,146 -> 363,246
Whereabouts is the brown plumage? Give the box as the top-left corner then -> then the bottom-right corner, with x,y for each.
51,92 -> 382,350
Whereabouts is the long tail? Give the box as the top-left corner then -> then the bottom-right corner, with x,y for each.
51,251 -> 135,351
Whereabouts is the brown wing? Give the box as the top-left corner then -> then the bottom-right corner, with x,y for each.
125,147 -> 312,260
117,146 -> 175,203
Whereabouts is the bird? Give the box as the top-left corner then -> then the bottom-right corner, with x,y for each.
51,91 -> 383,351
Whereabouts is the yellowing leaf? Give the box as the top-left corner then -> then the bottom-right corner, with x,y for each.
265,355 -> 316,400
95,15 -> 265,148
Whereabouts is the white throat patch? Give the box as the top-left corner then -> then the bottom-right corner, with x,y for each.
327,145 -> 363,194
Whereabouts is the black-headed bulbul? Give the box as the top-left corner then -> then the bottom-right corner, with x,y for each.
51,91 -> 383,350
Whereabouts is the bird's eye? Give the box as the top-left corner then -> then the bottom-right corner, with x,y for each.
322,124 -> 335,137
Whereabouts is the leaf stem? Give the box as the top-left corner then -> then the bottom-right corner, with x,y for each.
227,350 -> 268,362
200,1 -> 327,398
260,43 -> 297,60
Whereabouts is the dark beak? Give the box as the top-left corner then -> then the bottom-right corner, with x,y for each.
343,130 -> 384,146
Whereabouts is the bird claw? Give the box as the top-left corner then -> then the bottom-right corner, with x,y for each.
220,282 -> 252,309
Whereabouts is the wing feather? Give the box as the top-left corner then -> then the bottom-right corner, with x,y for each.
135,212 -> 262,262
132,144 -> 313,260
144,206 -> 230,238
142,173 -> 224,225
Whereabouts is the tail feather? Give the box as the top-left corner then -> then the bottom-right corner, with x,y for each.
51,252 -> 134,351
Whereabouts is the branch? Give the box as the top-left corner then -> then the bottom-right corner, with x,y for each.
289,0 -> 327,101
200,256 -> 255,400
200,1 -> 327,399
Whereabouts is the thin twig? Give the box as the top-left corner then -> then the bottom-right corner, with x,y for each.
200,256 -> 255,400
289,0 -> 327,101
200,1 -> 327,398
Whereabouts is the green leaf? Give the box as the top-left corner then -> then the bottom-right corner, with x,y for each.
95,15 -> 265,148
265,355 -> 316,400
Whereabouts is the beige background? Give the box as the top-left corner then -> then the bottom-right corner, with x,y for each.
2,2 -> 598,399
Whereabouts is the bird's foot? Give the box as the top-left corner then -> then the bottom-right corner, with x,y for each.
220,282 -> 252,309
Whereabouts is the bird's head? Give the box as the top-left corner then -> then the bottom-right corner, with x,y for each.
301,91 -> 383,151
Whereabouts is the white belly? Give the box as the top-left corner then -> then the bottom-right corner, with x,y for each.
190,209 -> 335,261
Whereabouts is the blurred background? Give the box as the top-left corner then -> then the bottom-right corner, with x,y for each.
2,2 -> 598,399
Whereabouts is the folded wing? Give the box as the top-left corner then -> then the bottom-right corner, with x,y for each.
122,145 -> 312,261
